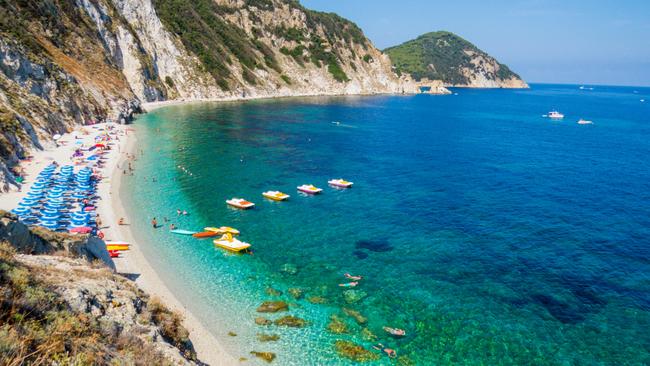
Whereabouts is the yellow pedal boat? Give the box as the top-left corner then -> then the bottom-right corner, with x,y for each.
213,233 -> 251,252
262,190 -> 290,201
204,226 -> 240,235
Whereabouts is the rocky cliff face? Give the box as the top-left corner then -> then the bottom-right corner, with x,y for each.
384,31 -> 528,88
0,0 -> 418,191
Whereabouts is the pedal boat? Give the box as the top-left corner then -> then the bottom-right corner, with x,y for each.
105,241 -> 130,251
297,184 -> 323,194
226,198 -> 255,209
262,191 -> 290,201
213,233 -> 251,252
205,226 -> 240,235
328,178 -> 353,188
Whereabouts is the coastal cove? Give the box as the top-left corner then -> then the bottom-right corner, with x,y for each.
120,84 -> 650,365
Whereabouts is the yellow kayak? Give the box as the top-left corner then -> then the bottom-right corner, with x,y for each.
262,190 -> 290,201
204,226 -> 240,235
213,234 -> 251,252
106,244 -> 130,251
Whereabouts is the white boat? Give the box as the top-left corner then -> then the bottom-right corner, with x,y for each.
226,198 -> 255,209
297,184 -> 323,194
328,179 -> 353,188
548,111 -> 564,119
577,119 -> 593,125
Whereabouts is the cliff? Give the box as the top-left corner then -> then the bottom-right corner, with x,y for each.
384,31 -> 528,88
0,0 -> 421,191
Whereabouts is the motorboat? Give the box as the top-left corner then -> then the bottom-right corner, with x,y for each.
547,111 -> 564,119
226,198 -> 255,209
328,179 -> 353,188
577,119 -> 593,125
213,233 -> 251,252
297,184 -> 323,194
262,191 -> 290,201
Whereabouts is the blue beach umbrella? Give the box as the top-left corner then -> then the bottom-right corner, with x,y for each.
12,207 -> 30,215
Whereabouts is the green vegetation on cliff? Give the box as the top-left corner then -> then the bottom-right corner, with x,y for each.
384,31 -> 522,85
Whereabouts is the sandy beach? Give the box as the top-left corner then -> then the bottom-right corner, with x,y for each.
0,123 -> 237,365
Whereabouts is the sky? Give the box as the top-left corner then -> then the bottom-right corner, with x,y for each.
299,0 -> 650,86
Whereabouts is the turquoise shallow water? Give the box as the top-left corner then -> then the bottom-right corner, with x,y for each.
122,84 -> 650,365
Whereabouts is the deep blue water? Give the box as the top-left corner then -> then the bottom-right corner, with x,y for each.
123,84 -> 650,365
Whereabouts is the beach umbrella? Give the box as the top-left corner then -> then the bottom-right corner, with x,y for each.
53,134 -> 62,140
12,207 -> 30,215
17,201 -> 37,208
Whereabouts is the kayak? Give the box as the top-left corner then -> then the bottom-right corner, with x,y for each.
205,226 -> 240,235
106,243 -> 130,251
170,229 -> 197,235
192,231 -> 218,238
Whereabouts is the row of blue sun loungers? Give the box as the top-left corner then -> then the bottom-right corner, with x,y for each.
11,163 -> 99,233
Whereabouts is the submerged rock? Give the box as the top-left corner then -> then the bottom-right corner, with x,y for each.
274,315 -> 307,328
353,250 -> 369,259
343,290 -> 367,304
250,351 -> 276,363
327,314 -> 350,334
257,333 -> 280,342
280,263 -> 298,275
288,288 -> 304,299
255,317 -> 272,326
355,239 -> 394,252
307,296 -> 327,304
265,287 -> 283,297
361,327 -> 378,342
342,307 -> 367,325
334,340 -> 380,362
257,301 -> 288,313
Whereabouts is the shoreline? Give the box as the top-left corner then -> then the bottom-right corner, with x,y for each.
103,128 -> 238,365
141,90 -> 424,112
0,123 -> 237,365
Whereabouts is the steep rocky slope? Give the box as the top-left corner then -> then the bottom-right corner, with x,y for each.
385,31 -> 528,88
0,211 -> 200,365
0,0 -> 418,191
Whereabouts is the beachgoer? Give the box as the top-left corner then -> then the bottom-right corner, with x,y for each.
170,223 -> 176,230
345,273 -> 363,281
372,344 -> 397,358
182,210 -> 188,215
383,326 -> 406,337
338,282 -> 359,287
151,218 -> 158,228
118,217 -> 125,225
177,209 -> 181,216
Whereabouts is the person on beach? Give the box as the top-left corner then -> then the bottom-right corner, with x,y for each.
151,218 -> 158,228
372,344 -> 397,358
118,217 -> 125,225
338,282 -> 359,287
345,273 -> 363,281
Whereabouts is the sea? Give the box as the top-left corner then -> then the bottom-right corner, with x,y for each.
122,84 -> 650,365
